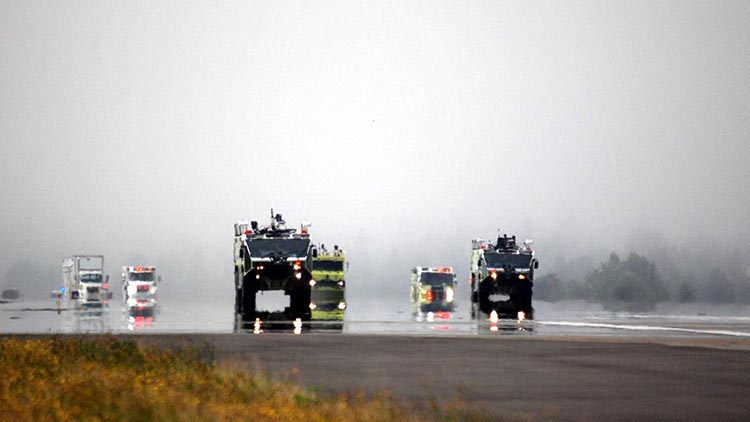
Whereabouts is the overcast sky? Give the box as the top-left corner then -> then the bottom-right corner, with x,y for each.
1,1 -> 749,297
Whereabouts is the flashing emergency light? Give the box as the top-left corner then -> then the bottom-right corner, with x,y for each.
489,310 -> 499,323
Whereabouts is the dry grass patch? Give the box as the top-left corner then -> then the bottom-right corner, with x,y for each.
0,336 -> 488,421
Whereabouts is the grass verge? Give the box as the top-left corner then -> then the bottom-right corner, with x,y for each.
0,336 -> 488,421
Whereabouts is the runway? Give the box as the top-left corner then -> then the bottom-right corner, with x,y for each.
5,298 -> 750,419
130,333 -> 750,420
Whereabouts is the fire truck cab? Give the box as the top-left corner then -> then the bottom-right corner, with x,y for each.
122,266 -> 159,300
410,267 -> 457,317
470,235 -> 539,319
233,211 -> 314,321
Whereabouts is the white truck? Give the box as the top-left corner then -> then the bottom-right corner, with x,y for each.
62,255 -> 111,303
122,266 -> 159,300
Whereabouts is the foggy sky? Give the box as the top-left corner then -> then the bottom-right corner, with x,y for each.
1,1 -> 749,300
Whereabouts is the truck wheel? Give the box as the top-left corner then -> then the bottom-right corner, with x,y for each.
289,288 -> 312,321
234,268 -> 242,313
517,282 -> 533,315
241,286 -> 256,318
478,279 -> 493,316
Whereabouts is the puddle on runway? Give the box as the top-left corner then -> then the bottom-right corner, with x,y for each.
4,299 -> 750,338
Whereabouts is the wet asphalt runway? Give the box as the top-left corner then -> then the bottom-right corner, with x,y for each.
5,299 -> 750,419
128,333 -> 750,420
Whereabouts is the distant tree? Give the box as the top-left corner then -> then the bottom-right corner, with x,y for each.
675,281 -> 696,303
3,259 -> 54,298
702,268 -> 736,304
534,273 -> 566,302
584,252 -> 669,309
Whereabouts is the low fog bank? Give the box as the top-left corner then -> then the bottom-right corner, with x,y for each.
2,222 -> 749,312
2,2 -> 749,311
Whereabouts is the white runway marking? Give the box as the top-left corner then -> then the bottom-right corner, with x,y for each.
538,321 -> 750,337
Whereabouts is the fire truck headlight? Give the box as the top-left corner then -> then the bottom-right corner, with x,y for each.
338,302 -> 346,310
490,271 -> 497,280
338,280 -> 345,287
295,272 -> 302,280
309,303 -> 317,310
518,274 -> 527,280
445,287 -> 454,302
309,279 -> 316,287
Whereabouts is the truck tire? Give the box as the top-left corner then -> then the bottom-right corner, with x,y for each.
241,286 -> 256,318
478,278 -> 493,316
234,268 -> 242,313
289,288 -> 312,321
517,282 -> 533,316
235,289 -> 242,314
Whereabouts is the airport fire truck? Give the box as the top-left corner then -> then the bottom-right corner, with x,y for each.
122,266 -> 159,299
121,266 -> 159,330
410,267 -> 457,317
310,245 -> 347,320
62,255 -> 110,303
470,235 -> 539,319
233,211 -> 314,320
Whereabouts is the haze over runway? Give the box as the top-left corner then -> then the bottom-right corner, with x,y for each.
2,1 -> 749,303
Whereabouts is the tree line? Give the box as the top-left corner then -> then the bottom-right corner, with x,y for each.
536,249 -> 750,308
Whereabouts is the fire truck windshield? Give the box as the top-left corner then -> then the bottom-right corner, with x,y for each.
129,272 -> 155,282
248,238 -> 310,259
313,260 -> 344,272
419,272 -> 454,286
80,274 -> 102,283
484,253 -> 532,269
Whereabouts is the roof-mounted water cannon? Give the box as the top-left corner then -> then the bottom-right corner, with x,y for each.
523,239 -> 534,251
300,221 -> 311,235
495,233 -> 517,251
472,238 -> 487,250
270,208 -> 287,230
